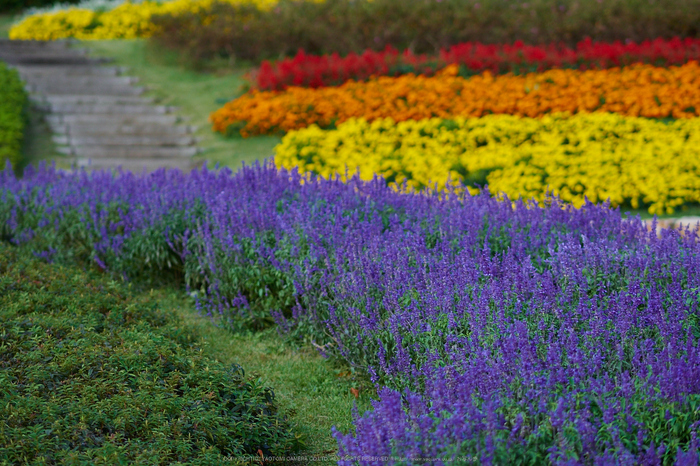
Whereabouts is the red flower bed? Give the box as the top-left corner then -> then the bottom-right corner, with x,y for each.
253,37 -> 700,91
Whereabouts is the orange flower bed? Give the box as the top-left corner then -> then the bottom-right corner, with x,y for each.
211,62 -> 700,136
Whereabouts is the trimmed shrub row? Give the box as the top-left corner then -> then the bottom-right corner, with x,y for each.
0,62 -> 27,170
0,0 -> 80,14
7,0 -> 282,41
0,242 -> 299,464
150,0 -> 700,65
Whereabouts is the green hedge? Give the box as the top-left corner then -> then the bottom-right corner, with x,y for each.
151,0 -> 700,65
0,62 -> 26,169
0,243 -> 300,464
0,0 -> 81,14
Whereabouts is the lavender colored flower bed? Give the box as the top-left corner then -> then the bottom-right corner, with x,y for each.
2,161 -> 700,465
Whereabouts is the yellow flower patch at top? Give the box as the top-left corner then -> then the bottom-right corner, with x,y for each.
274,113 -> 700,215
9,0 -> 281,40
212,62 -> 700,137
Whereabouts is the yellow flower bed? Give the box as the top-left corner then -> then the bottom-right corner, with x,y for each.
274,113 -> 700,214
212,62 -> 700,137
9,0 -> 279,40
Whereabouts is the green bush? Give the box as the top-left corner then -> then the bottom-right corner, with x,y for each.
0,62 -> 27,169
0,242 -> 300,465
151,0 -> 700,65
0,0 -> 81,14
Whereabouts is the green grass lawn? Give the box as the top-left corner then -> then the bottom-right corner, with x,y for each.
0,14 -> 14,38
150,288 -> 373,463
77,39 -> 280,171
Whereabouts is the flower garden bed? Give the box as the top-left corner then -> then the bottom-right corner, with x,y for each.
254,37 -> 700,91
2,162 -> 700,463
7,0 -> 278,40
214,62 -> 700,137
274,113 -> 700,215
210,52 -> 700,215
6,0 -> 700,463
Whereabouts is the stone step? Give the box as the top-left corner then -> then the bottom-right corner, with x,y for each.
15,65 -> 128,76
28,84 -> 146,95
33,94 -> 155,105
36,103 -> 175,114
0,43 -> 74,57
57,145 -> 198,158
0,46 -> 89,56
53,134 -> 196,146
47,114 -> 182,126
23,75 -> 138,86
0,55 -> 109,66
3,39 -> 202,171
50,122 -> 196,136
0,38 -> 73,46
71,157 -> 201,173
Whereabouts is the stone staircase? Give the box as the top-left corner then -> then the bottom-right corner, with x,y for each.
0,39 -> 202,173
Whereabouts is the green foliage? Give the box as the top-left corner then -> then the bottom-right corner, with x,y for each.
151,0 -> 700,66
0,0 -> 81,14
0,243 -> 300,464
0,61 -> 27,169
476,393 -> 700,465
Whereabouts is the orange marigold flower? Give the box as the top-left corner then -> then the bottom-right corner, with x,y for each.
211,62 -> 700,136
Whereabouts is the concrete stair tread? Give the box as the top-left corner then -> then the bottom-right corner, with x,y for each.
47,114 -> 184,125
33,95 -> 155,105
57,145 -> 199,158
37,103 -> 176,115
0,39 -> 72,46
15,65 -> 128,76
50,123 -> 195,136
31,85 -> 147,96
3,39 -> 202,171
2,56 -> 111,66
0,48 -> 89,56
0,39 -> 74,46
22,76 -> 138,85
53,134 -> 196,146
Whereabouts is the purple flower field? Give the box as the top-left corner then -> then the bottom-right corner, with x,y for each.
2,160 -> 700,465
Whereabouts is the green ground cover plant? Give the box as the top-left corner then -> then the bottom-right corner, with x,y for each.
0,61 -> 27,169
151,0 -> 700,65
0,242 -> 301,464
163,289 -> 374,461
0,0 -> 80,14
